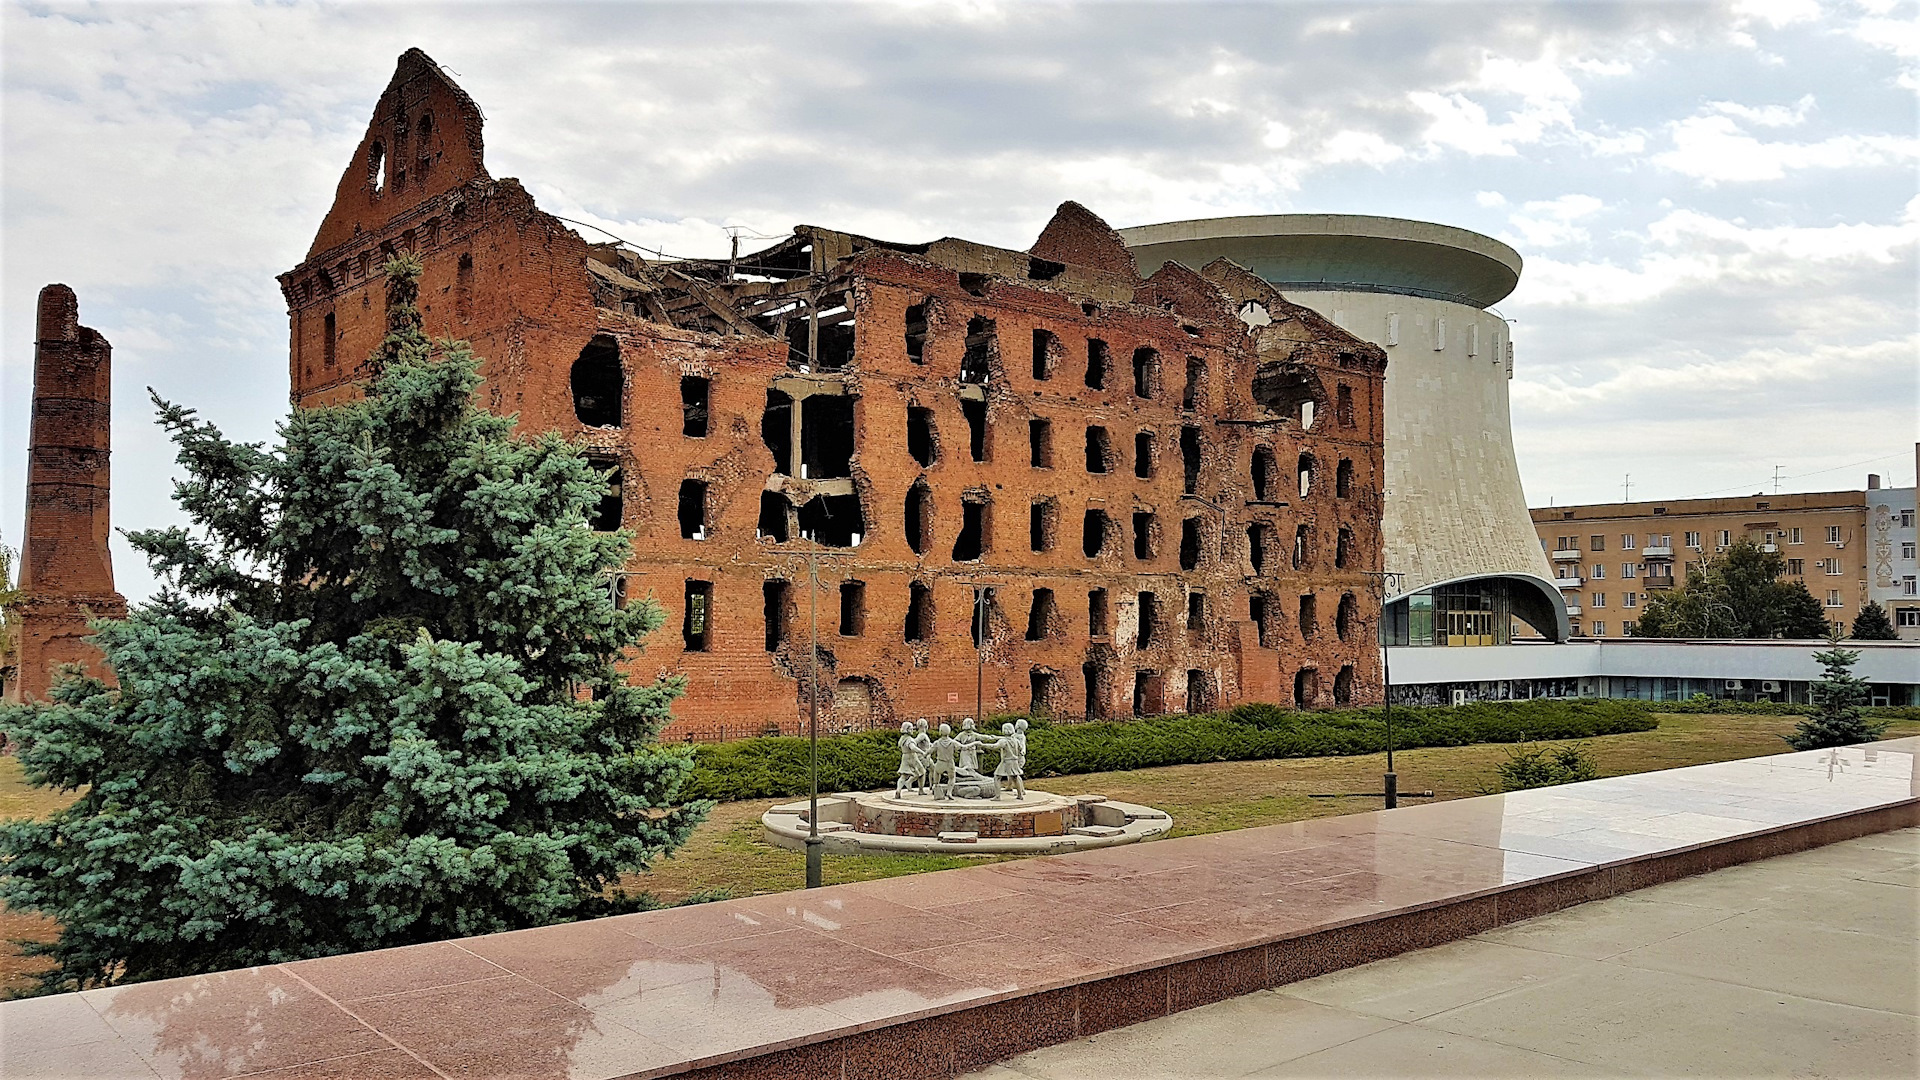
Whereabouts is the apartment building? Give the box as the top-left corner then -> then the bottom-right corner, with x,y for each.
1528,487 -> 1890,639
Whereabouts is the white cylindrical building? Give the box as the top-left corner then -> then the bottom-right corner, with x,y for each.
1120,214 -> 1568,645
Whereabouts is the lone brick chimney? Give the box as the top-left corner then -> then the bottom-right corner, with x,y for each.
5,285 -> 127,702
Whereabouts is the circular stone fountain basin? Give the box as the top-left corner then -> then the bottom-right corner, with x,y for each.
762,790 -> 1172,855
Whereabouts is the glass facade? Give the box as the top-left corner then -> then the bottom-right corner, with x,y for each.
1381,578 -> 1555,646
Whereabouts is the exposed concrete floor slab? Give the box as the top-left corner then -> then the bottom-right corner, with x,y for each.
969,829 -> 1920,1079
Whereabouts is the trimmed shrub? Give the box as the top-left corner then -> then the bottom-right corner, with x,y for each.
1489,743 -> 1600,792
1656,694 -> 1920,722
683,699 -> 1660,803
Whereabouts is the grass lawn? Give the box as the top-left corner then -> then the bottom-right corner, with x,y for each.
4,711 -> 1914,997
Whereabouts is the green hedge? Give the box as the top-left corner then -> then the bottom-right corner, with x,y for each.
682,699 -> 1660,803
1653,696 -> 1920,722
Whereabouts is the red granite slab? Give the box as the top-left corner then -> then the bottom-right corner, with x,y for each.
5,739 -> 1914,1080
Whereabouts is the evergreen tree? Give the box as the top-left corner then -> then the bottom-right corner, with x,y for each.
1850,601 -> 1898,640
1782,628 -> 1888,750
0,256 -> 707,992
1776,581 -> 1830,639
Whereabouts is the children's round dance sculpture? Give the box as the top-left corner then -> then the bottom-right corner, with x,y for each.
764,717 -> 1172,855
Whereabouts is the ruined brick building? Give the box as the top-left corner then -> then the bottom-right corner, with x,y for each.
4,285 -> 127,704
270,49 -> 1387,737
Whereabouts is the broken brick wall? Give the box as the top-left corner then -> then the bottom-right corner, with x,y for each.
276,50 -> 1389,738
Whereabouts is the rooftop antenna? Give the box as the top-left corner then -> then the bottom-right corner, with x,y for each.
1622,473 -> 1632,502
1773,464 -> 1784,494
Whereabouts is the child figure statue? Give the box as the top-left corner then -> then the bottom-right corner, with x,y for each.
895,721 -> 923,799
929,723 -> 961,800
912,718 -> 935,795
955,717 -> 981,775
991,721 -> 1027,799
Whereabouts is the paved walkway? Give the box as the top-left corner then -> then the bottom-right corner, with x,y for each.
966,827 -> 1920,1079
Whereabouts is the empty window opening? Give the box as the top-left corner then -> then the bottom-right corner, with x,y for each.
840,580 -> 866,637
1251,446 -> 1275,501
678,479 -> 709,540
1137,591 -> 1158,649
1181,426 -> 1202,495
1134,431 -> 1155,479
587,459 -> 623,532
1337,591 -> 1357,642
1332,664 -> 1354,705
962,397 -> 988,461
904,301 -> 928,364
369,140 -> 387,194
1336,458 -> 1354,498
1028,256 -> 1065,281
1301,400 -> 1316,429
784,300 -> 854,371
1250,593 -> 1273,648
1183,357 -> 1205,411
1252,363 -> 1323,424
1030,668 -> 1057,713
1083,509 -> 1110,558
800,492 -> 864,547
1133,670 -> 1162,717
455,254 -> 472,321
1133,511 -> 1156,561
1085,426 -> 1110,473
1186,669 -> 1212,714
1336,526 -> 1353,569
1298,593 -> 1317,640
761,389 -> 793,475
763,580 -> 790,651
1085,338 -> 1110,389
1032,329 -> 1059,380
905,482 -> 932,555
757,491 -> 791,542
1026,587 -> 1056,641
1186,591 -> 1207,638
961,316 -> 996,383
1089,588 -> 1110,637
801,395 -> 855,479
1298,453 -> 1316,498
953,498 -> 988,561
683,580 -> 713,652
1029,418 -> 1053,468
323,311 -> 337,367
1247,523 -> 1268,573
907,405 -> 936,468
1293,524 -> 1311,570
1337,383 -> 1355,427
905,581 -> 933,642
1180,517 -> 1202,571
1083,662 -> 1106,720
1132,347 -> 1160,399
959,272 -> 989,298
1030,499 -> 1058,553
571,335 -> 623,427
1293,667 -> 1318,708
681,376 -> 711,437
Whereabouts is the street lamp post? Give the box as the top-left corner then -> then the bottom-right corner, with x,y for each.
1363,569 -> 1405,809
803,542 -> 823,889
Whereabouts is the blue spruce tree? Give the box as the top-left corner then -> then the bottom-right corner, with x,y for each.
1,256 -> 708,991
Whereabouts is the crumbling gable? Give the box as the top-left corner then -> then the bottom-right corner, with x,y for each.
308,48 -> 491,258
1029,201 -> 1141,282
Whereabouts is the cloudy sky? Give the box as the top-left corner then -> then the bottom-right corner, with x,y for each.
3,0 -> 1915,601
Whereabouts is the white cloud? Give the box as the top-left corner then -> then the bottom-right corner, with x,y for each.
1655,112 -> 1919,182
1505,194 -> 1606,249
1316,129 -> 1407,166
1708,94 -> 1815,126
1732,0 -> 1825,28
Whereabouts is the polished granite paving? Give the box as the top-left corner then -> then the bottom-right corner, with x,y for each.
3,739 -> 1915,1079
966,828 -> 1920,1079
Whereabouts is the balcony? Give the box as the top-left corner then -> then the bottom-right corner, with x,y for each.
1555,575 -> 1584,589
1551,549 -> 1582,562
1644,575 -> 1676,590
1562,604 -> 1582,616
1760,543 -> 1779,553
1641,546 -> 1674,559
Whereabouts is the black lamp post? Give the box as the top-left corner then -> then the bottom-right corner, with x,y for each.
1364,569 -> 1405,809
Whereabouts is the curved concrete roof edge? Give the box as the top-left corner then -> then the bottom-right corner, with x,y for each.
1116,214 -> 1523,279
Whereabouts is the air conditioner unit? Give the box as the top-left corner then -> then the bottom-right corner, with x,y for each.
1761,681 -> 1782,693
1724,680 -> 1745,691
1451,689 -> 1468,707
